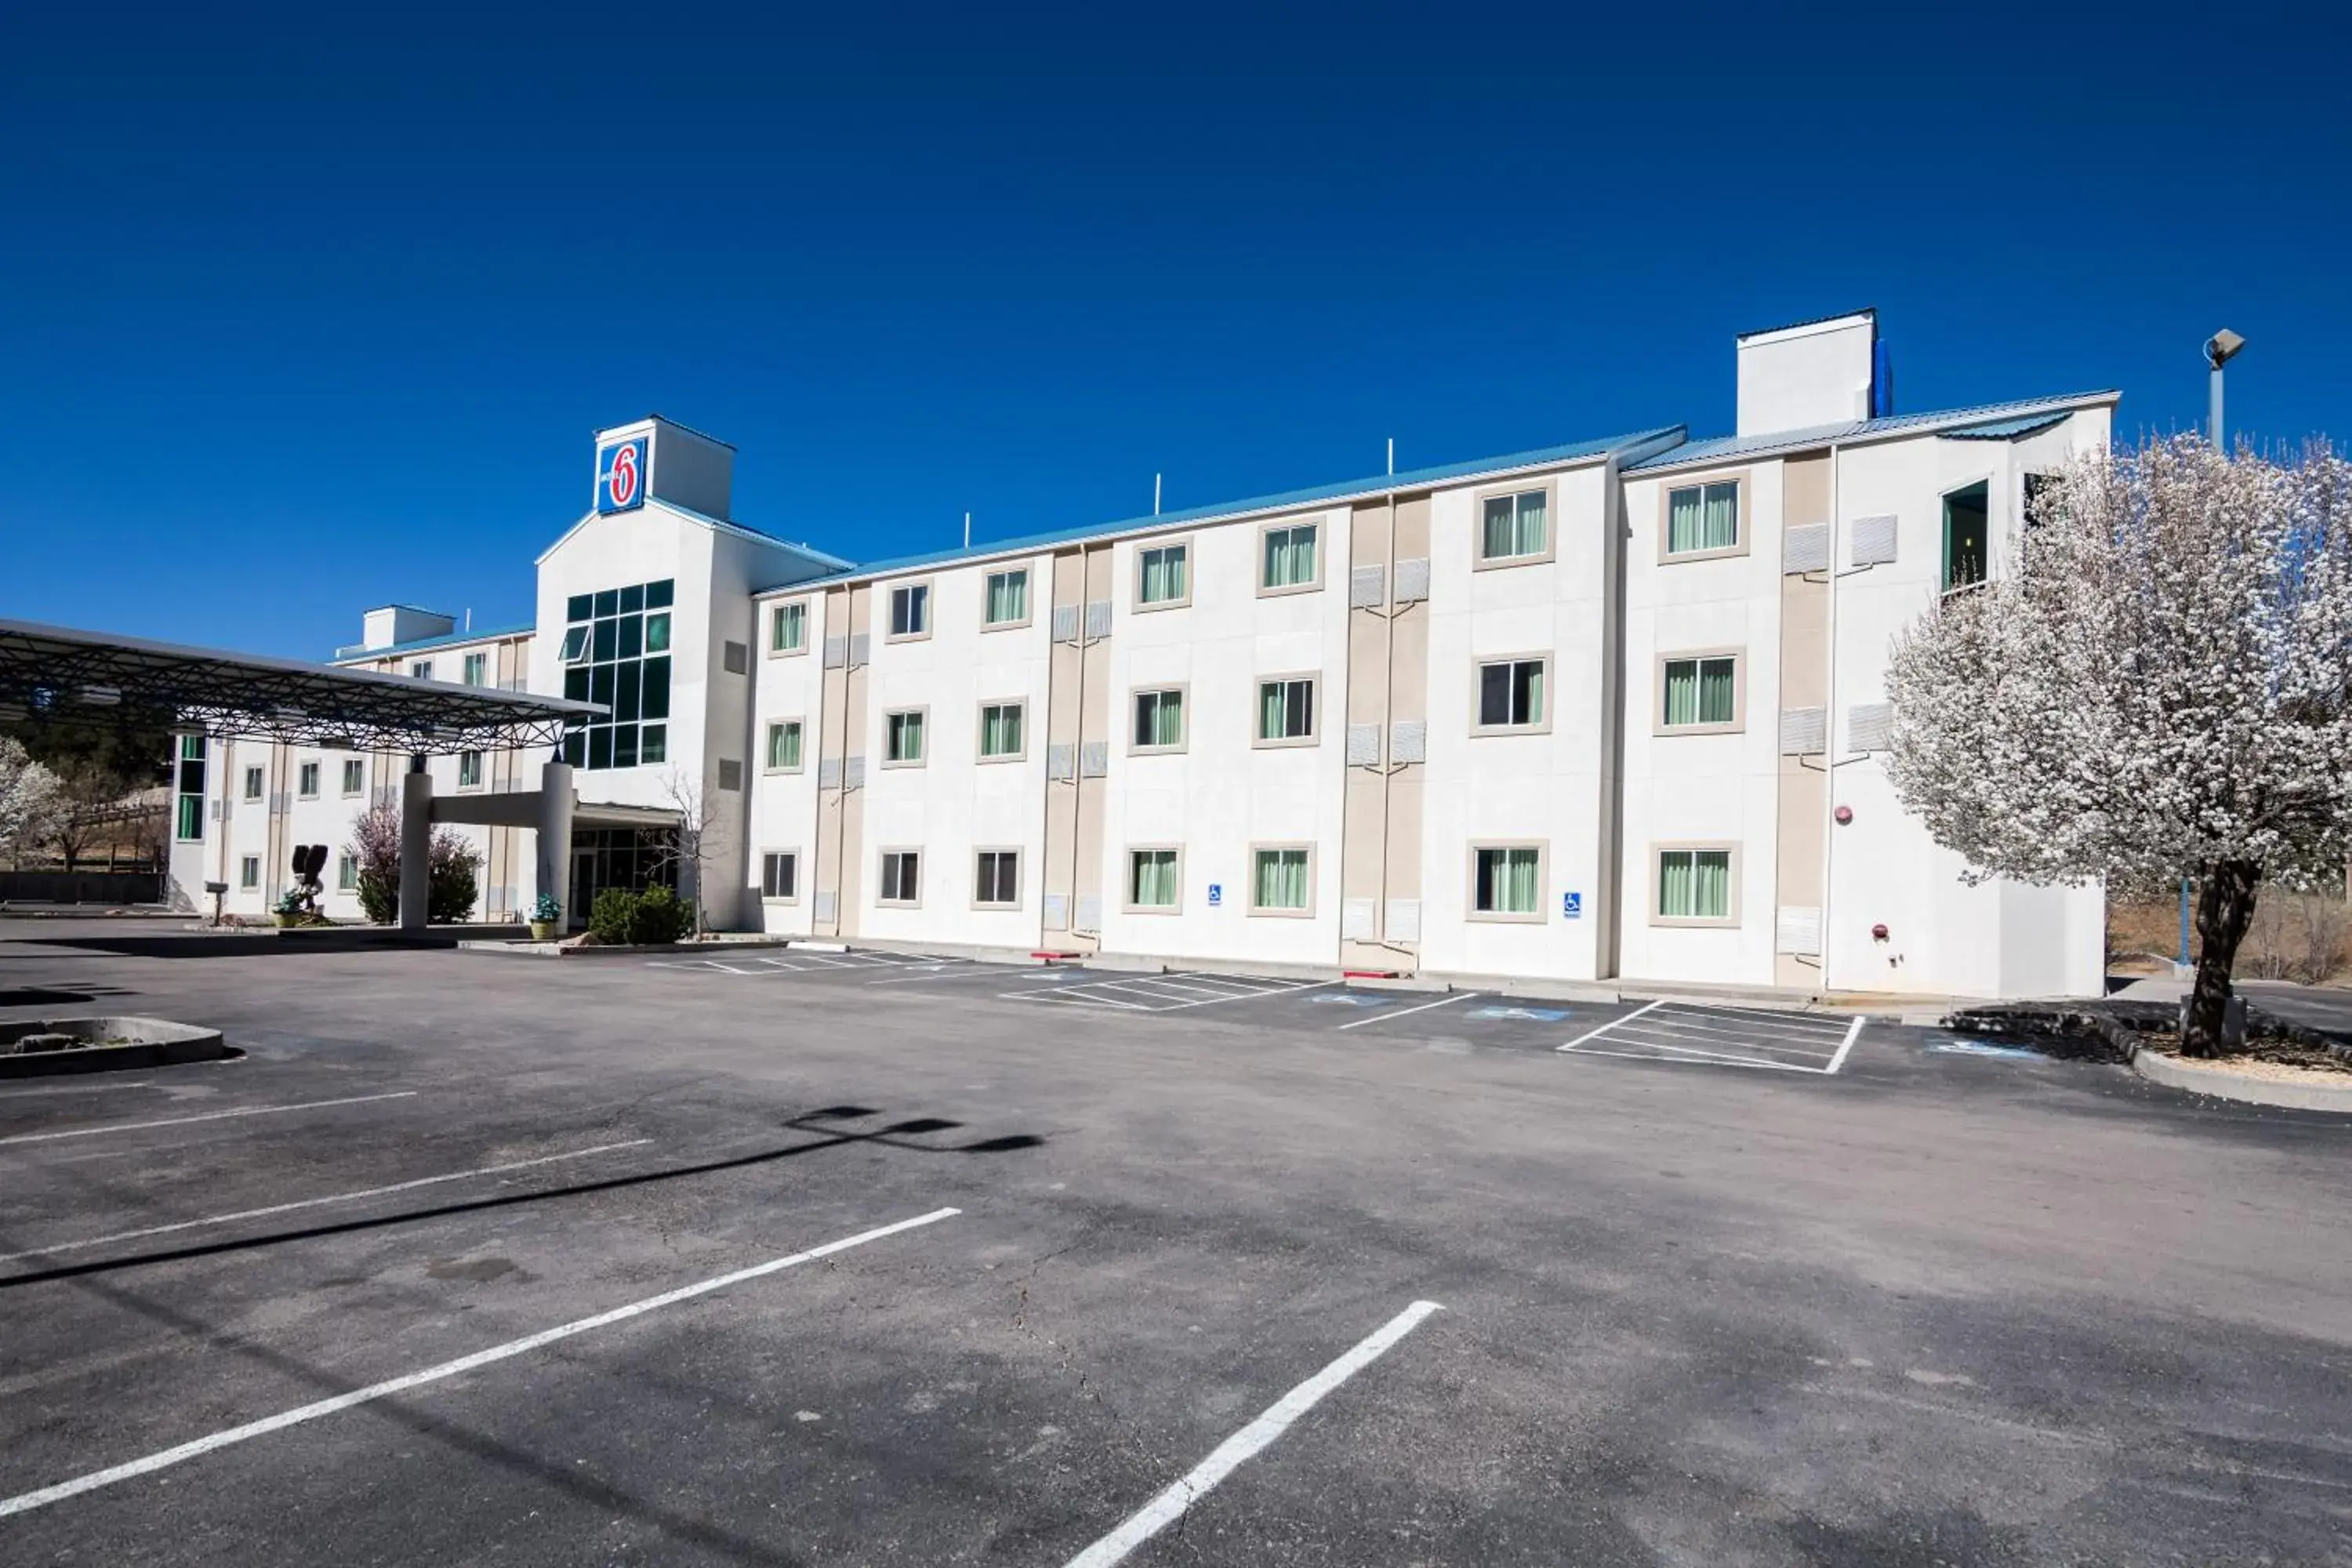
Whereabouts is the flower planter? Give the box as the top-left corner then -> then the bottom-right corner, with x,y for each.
528,920 -> 558,941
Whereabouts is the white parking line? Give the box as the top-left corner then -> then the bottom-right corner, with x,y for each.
1606,1018 -> 1837,1057
0,1080 -> 157,1099
1643,1011 -> 1848,1045
865,964 -> 1011,986
1062,1300 -> 1444,1567
0,1092 -> 419,1148
1334,992 -> 1481,1031
1827,1016 -> 1866,1073
1559,1000 -> 1661,1052
0,1206 -> 961,1521
0,1140 -> 653,1264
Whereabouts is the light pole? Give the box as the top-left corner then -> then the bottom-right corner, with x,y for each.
2180,328 -> 2249,970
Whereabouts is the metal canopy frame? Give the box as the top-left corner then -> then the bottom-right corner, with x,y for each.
0,619 -> 602,756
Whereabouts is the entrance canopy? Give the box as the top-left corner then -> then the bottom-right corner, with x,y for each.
0,618 -> 601,754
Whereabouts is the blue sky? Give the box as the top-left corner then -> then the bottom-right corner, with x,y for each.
5,3 -> 2345,658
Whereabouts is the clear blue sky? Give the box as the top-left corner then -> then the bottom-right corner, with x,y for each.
5,3 -> 2345,658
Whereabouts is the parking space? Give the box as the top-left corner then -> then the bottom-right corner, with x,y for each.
999,968 -> 1334,1014
1560,998 -> 1864,1073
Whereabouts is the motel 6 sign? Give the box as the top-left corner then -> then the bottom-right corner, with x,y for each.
597,437 -> 648,514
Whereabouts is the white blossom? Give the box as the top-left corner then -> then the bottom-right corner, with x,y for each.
0,736 -> 66,858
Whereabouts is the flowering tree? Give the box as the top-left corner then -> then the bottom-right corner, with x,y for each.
1886,435 -> 2352,1055
0,738 -> 64,866
346,801 -> 482,925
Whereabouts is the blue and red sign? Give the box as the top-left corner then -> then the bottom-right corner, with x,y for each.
597,438 -> 648,514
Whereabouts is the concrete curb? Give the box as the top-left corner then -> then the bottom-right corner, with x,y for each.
0,1018 -> 233,1079
2131,1047 -> 2352,1113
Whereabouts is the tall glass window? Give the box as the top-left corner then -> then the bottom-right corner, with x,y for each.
1252,848 -> 1310,911
1658,848 -> 1733,920
984,570 -> 1029,626
174,735 -> 207,841
1474,847 -> 1541,915
1128,848 -> 1179,908
560,578 -> 673,771
1661,656 -> 1738,728
1138,544 -> 1189,605
1261,524 -> 1318,589
1479,490 -> 1548,561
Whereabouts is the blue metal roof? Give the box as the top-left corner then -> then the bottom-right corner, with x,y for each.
784,426 -> 1686,588
1938,412 -> 2071,441
333,622 -> 534,663
1624,391 -> 2115,474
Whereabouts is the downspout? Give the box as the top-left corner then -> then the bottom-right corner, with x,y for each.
1066,543 -> 1093,943
1819,445 -> 1842,995
1376,485 -> 1397,955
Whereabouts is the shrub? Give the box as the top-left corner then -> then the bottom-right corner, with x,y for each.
347,803 -> 484,926
586,884 -> 695,945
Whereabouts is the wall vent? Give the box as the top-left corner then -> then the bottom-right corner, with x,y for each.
1392,557 -> 1432,603
1385,898 -> 1422,943
1345,724 -> 1383,768
1388,720 -> 1427,765
1776,905 -> 1823,955
1349,564 -> 1386,608
1850,514 -> 1899,567
1782,523 -> 1831,575
1846,702 -> 1893,753
1779,706 -> 1828,756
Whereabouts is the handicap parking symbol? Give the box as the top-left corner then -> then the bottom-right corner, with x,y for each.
1563,891 -> 1581,919
1207,883 -> 1223,908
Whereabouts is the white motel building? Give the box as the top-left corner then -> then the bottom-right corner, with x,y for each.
168,310 -> 2115,1000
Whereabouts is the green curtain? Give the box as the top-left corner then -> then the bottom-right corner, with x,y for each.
1483,494 -> 1545,558
1263,525 -> 1316,587
1693,851 -> 1730,918
984,705 -> 1021,757
1659,851 -> 1694,916
892,712 -> 923,761
1133,850 -> 1177,906
1142,546 -> 1186,603
1702,482 -> 1738,550
768,605 -> 795,651
1139,691 -> 1182,746
1516,662 -> 1543,724
1255,849 -> 1308,909
1699,659 -> 1735,724
988,572 -> 1027,623
1502,848 -> 1537,912
1663,662 -> 1697,726
1667,488 -> 1703,554
1260,682 -> 1286,739
1514,492 -> 1546,555
1482,496 -> 1515,558
768,723 -> 800,769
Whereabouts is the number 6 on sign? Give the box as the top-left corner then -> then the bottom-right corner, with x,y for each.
597,437 -> 647,514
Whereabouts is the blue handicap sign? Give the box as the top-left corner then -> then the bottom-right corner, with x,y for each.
1312,993 -> 1386,1007
1207,883 -> 1223,907
1563,891 -> 1582,919
1468,1005 -> 1569,1023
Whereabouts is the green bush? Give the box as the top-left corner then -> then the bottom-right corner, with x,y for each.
586,884 -> 695,946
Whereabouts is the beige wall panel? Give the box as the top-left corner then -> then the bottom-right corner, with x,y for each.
1388,602 -> 1428,717
1783,452 -> 1831,525
1780,577 -> 1830,709
1350,501 -> 1390,568
1385,775 -> 1425,900
1347,615 -> 1388,722
1392,493 -> 1431,559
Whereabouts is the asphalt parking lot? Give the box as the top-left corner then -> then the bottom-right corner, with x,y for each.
5,921 -> 2351,1566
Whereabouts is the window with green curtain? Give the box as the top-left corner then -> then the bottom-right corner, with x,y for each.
1258,678 -> 1313,740
1130,848 -> 1179,907
1261,524 -> 1317,588
1658,848 -> 1733,919
1474,847 -> 1540,913
887,710 -> 924,763
1477,659 -> 1544,728
1134,689 -> 1183,748
1667,481 -> 1740,555
771,603 -> 804,651
1139,544 -> 1188,604
463,652 -> 488,686
981,702 -> 1023,757
1253,848 -> 1309,910
985,570 -> 1029,624
1662,656 -> 1737,727
1480,489 -> 1547,560
768,721 -> 801,770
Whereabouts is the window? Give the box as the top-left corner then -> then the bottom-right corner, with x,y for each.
717,758 -> 742,790
1255,677 -> 1316,745
557,578 -> 673,772
409,659 -> 435,681
983,569 -> 1030,627
761,851 -> 798,902
1664,479 -> 1743,558
884,709 -> 927,766
1250,846 -> 1312,914
888,582 -> 931,639
341,758 -> 364,796
1137,542 -> 1190,608
458,751 -> 484,788
1478,487 -> 1550,563
1131,687 -> 1185,752
1943,480 -> 1990,591
1259,523 -> 1319,592
1656,847 -> 1737,924
1659,654 -> 1741,733
770,601 -> 807,654
766,720 -> 803,772
463,652 -> 488,686
1472,845 -> 1542,920
880,850 -> 920,905
336,852 -> 358,891
297,761 -> 320,799
978,701 -> 1025,760
243,765 -> 264,802
975,849 -> 1020,908
174,735 -> 207,840
239,855 -> 260,890
1127,848 -> 1180,910
1475,658 -> 1547,732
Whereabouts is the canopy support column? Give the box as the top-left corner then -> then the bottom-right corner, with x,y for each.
399,755 -> 432,933
535,758 -> 574,925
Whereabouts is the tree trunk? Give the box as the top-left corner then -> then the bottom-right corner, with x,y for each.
2184,858 -> 2261,1058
